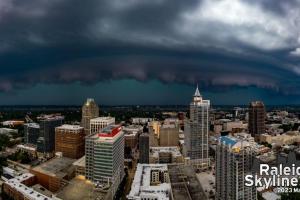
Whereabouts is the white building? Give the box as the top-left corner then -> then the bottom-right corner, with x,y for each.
127,164 -> 171,200
85,124 -> 124,196
215,136 -> 257,200
89,117 -> 115,135
184,85 -> 210,169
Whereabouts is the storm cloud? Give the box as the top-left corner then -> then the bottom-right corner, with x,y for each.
0,0 -> 300,100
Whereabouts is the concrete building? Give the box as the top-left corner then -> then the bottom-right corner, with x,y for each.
36,114 -> 64,154
139,133 -> 150,164
90,117 -> 115,135
3,173 -> 53,200
81,98 -> 99,135
24,123 -> 40,145
73,156 -> 85,176
85,125 -> 124,196
123,125 -> 142,158
55,124 -> 85,159
248,101 -> 265,137
184,85 -> 210,169
127,164 -> 171,200
132,118 -> 154,125
259,131 -> 300,146
159,124 -> 179,147
30,156 -> 76,192
215,136 -> 257,200
149,146 -> 183,164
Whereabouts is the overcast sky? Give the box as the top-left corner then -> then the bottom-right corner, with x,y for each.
0,0 -> 300,105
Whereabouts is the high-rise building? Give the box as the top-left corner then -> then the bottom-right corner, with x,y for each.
184,85 -> 210,169
139,133 -> 149,164
248,101 -> 265,137
215,136 -> 257,200
85,125 -> 124,195
36,114 -> 64,154
24,123 -> 40,145
90,117 -> 115,135
81,98 -> 99,135
159,124 -> 179,146
55,124 -> 85,159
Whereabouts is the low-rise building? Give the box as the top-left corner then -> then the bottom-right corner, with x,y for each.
127,164 -> 171,200
3,173 -> 53,200
30,156 -> 76,192
150,146 -> 183,164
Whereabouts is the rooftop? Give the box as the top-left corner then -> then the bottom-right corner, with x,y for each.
5,173 -> 53,200
127,164 -> 170,200
56,124 -> 83,131
90,117 -> 115,122
56,175 -> 111,200
31,157 -> 75,178
150,147 -> 182,158
24,123 -> 40,129
73,156 -> 85,168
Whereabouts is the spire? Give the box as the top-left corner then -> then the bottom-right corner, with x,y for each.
194,84 -> 201,97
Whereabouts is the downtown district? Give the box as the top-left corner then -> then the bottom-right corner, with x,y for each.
0,86 -> 299,200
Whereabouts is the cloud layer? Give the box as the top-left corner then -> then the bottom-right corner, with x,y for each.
0,0 -> 300,97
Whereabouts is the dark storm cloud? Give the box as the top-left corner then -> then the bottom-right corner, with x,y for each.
0,0 -> 300,97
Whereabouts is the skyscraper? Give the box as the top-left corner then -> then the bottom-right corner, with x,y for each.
139,133 -> 149,164
248,101 -> 265,137
81,98 -> 99,135
24,123 -> 40,145
85,125 -> 124,195
55,124 -> 85,159
184,85 -> 210,169
90,117 -> 115,135
215,136 -> 257,200
36,114 -> 64,154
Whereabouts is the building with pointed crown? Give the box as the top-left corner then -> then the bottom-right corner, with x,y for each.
184,85 -> 210,169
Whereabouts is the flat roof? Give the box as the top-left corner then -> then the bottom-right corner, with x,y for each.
73,156 -> 85,167
56,124 -> 83,131
31,157 -> 75,178
56,176 -> 110,200
5,173 -> 52,200
168,165 -> 206,200
128,164 -> 170,200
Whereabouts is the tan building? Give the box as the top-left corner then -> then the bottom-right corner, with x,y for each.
259,131 -> 300,146
90,117 -> 115,135
149,147 -> 184,164
55,125 -> 85,159
81,98 -> 99,135
159,124 -> 179,146
148,121 -> 161,136
30,156 -> 76,192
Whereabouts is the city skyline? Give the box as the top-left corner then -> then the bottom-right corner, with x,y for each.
0,0 -> 300,105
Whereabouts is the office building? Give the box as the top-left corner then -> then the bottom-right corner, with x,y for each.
24,123 -> 40,145
90,117 -> 115,135
159,124 -> 179,146
248,101 -> 265,137
215,136 -> 257,200
127,164 -> 171,200
36,114 -> 64,154
139,133 -> 149,164
184,85 -> 210,169
81,98 -> 99,135
55,124 -> 85,159
85,125 -> 124,196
